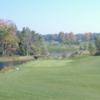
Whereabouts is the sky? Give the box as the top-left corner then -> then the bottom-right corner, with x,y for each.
0,0 -> 100,34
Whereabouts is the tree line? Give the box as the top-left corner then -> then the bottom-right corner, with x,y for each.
0,19 -> 100,57
43,32 -> 100,55
0,19 -> 47,56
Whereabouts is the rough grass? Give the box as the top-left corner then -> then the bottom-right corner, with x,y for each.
0,56 -> 100,100
0,56 -> 33,62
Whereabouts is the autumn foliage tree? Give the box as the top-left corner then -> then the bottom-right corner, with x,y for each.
0,19 -> 18,55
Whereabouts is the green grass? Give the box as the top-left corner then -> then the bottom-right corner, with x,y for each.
0,56 -> 100,100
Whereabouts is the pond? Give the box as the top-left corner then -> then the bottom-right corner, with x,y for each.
49,51 -> 77,58
0,60 -> 31,70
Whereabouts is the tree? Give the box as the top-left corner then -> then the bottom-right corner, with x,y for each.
68,32 -> 76,44
88,42 -> 96,55
0,19 -> 18,56
95,36 -> 100,55
17,27 -> 47,56
84,32 -> 92,41
58,32 -> 65,43
17,27 -> 32,55
31,33 -> 48,56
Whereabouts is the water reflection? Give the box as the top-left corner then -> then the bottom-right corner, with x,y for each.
0,60 -> 31,70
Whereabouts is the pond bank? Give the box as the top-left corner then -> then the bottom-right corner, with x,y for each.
0,56 -> 33,70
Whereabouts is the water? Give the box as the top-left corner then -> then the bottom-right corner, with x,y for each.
0,60 -> 31,70
49,51 -> 76,58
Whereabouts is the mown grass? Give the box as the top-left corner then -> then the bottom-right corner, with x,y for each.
0,56 -> 100,100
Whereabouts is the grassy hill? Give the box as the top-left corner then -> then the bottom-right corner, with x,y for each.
0,56 -> 100,100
